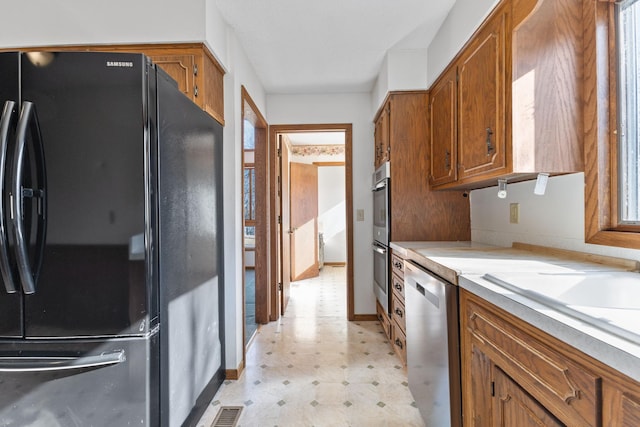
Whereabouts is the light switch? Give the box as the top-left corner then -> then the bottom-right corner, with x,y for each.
356,209 -> 365,222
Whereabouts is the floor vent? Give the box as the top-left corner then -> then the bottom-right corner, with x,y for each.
211,406 -> 243,427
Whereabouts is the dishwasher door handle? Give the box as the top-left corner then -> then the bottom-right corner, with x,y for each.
414,281 -> 440,309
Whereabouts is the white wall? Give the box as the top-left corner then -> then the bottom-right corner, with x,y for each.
289,153 -> 347,264
426,0 -> 500,86
267,93 -> 375,315
0,0 -> 205,48
318,167 -> 347,263
471,173 -> 640,260
1,0 -> 267,371
371,49 -> 429,115
219,31 -> 267,371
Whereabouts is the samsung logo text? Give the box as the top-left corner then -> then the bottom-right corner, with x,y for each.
106,61 -> 134,68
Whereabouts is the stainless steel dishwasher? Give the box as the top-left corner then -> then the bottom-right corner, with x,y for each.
404,259 -> 461,427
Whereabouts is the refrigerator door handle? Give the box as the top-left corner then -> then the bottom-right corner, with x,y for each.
0,101 -> 18,294
12,101 -> 47,295
0,350 -> 126,372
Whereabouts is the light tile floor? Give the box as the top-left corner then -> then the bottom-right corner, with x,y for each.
197,266 -> 425,427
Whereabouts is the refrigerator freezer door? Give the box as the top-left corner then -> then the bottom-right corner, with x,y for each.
19,52 -> 155,338
0,334 -> 159,426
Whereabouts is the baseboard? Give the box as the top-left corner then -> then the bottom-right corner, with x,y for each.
323,262 -> 346,267
225,359 -> 244,380
353,314 -> 378,321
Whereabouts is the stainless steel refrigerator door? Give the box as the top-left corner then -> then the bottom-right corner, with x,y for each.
0,53 -> 23,338
18,52 -> 157,338
0,333 -> 160,426
156,69 -> 224,427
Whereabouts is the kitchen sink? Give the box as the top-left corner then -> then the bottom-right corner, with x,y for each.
483,271 -> 640,343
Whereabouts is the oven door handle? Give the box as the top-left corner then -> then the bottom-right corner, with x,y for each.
372,181 -> 387,191
372,243 -> 387,255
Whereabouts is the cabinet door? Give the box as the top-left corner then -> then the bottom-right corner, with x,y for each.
604,382 -> 640,426
149,54 -> 196,101
457,6 -> 508,180
429,66 -> 458,186
379,103 -> 390,164
201,52 -> 225,125
374,114 -> 383,167
493,367 -> 565,427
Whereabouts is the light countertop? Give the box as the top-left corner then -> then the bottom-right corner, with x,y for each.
390,241 -> 640,383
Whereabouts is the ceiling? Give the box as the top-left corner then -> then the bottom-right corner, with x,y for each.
214,0 -> 457,94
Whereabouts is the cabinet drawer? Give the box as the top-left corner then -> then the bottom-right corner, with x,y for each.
376,301 -> 391,341
392,273 -> 405,300
463,297 -> 600,426
391,296 -> 406,334
391,253 -> 404,279
392,322 -> 407,365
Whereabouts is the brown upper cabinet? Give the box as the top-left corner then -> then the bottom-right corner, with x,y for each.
374,101 -> 390,168
429,0 -> 584,190
7,43 -> 225,125
373,91 -> 471,242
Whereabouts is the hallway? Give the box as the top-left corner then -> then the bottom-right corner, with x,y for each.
197,266 -> 425,426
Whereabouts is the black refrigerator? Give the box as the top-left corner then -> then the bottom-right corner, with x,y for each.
0,51 -> 225,426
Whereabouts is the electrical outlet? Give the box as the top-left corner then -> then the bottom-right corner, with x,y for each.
356,209 -> 365,222
510,203 -> 519,224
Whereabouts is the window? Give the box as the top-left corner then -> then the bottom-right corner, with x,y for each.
243,119 -> 255,150
584,0 -> 640,248
616,0 -> 640,225
243,166 -> 256,222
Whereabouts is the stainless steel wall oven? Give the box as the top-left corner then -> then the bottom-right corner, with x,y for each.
372,162 -> 391,313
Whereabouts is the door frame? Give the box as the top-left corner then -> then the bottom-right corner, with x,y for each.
268,124 -> 355,320
241,87 -> 269,347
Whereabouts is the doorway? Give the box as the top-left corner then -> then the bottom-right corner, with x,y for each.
269,124 -> 354,321
241,87 -> 268,348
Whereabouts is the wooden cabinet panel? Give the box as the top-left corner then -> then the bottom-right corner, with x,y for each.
376,300 -> 391,341
493,366 -> 564,427
461,290 -> 640,427
429,0 -> 583,190
466,341 -> 494,426
201,51 -> 225,125
391,273 -> 404,300
429,66 -> 458,186
463,296 -> 599,426
375,92 -> 470,242
457,6 -> 508,180
391,253 -> 404,280
148,54 -> 195,99
604,380 -> 640,426
373,103 -> 390,168
391,297 -> 405,334
392,322 -> 407,364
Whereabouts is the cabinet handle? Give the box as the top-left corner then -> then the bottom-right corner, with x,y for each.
193,64 -> 198,76
486,127 -> 494,155
394,261 -> 403,269
194,85 -> 199,97
395,338 -> 403,349
394,283 -> 402,291
445,149 -> 451,170
394,308 -> 403,318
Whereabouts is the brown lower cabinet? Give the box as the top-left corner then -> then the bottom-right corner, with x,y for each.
377,250 -> 407,365
461,289 -> 640,426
